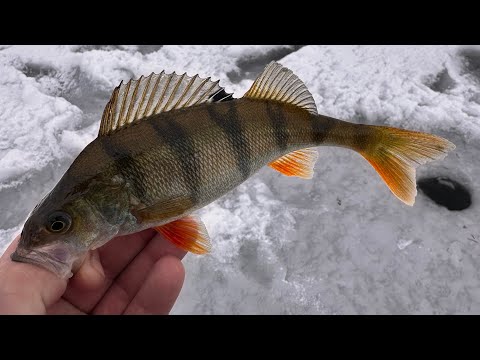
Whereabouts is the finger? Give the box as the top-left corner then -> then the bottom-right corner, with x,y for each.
99,229 -> 160,279
123,256 -> 185,315
93,233 -> 187,314
0,236 -> 67,314
62,229 -> 156,313
68,250 -> 104,291
47,298 -> 85,315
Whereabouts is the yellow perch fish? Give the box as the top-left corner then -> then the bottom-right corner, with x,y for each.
11,62 -> 455,278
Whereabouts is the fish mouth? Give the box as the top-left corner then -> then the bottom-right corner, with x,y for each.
11,249 -> 74,279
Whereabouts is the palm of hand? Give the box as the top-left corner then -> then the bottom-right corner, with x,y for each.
0,229 -> 186,315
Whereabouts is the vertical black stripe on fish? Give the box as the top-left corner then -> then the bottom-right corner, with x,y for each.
150,116 -> 200,203
207,102 -> 251,181
100,137 -> 148,200
266,102 -> 288,151
350,123 -> 371,152
310,114 -> 337,144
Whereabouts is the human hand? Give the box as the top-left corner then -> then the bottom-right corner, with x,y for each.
0,229 -> 186,314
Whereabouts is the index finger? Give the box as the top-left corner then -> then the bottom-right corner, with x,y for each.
0,235 -> 67,314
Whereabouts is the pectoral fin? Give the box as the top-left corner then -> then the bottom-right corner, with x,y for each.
133,197 -> 193,223
154,215 -> 211,254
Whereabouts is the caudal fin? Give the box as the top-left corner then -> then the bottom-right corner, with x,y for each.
358,126 -> 455,206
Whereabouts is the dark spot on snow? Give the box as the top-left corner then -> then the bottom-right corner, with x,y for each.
227,45 -> 305,83
337,198 -> 342,206
468,235 -> 479,244
238,242 -> 274,286
20,62 -> 57,79
72,45 -> 163,55
72,45 -> 125,53
425,69 -> 456,93
459,48 -> 480,83
469,93 -> 480,105
417,177 -> 471,211
136,45 -> 163,55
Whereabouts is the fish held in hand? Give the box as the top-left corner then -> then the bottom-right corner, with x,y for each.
11,62 -> 456,278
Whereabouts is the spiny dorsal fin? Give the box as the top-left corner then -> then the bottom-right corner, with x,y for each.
243,61 -> 317,115
269,148 -> 318,179
99,71 -> 234,136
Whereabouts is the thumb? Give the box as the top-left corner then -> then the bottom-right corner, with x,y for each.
0,235 -> 67,314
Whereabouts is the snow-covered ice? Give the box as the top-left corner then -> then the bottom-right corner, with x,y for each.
0,45 -> 479,314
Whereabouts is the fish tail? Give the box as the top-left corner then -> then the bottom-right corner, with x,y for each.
241,61 -> 455,206
337,123 -> 456,205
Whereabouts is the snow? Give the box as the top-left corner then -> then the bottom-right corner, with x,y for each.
0,45 -> 479,314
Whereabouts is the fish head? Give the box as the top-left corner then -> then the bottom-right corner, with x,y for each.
11,182 -> 123,279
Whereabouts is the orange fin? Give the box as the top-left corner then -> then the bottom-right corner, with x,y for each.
268,148 -> 318,179
358,126 -> 455,206
154,215 -> 211,254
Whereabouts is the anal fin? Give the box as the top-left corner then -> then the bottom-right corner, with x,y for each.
154,215 -> 211,254
269,148 -> 318,179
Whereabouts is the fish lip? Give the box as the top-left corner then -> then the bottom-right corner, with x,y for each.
10,251 -> 30,263
10,249 -> 72,279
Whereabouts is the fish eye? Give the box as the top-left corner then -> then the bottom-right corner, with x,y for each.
47,211 -> 72,233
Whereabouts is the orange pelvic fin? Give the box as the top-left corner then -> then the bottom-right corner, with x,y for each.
154,215 -> 211,254
269,148 -> 318,179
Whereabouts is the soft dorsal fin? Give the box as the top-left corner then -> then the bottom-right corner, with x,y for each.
243,61 -> 317,115
99,71 -> 234,136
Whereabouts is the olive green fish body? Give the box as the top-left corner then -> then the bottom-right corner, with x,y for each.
70,99 -> 346,234
65,102 -> 290,218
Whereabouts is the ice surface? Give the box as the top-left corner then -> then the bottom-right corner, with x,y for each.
0,45 -> 479,314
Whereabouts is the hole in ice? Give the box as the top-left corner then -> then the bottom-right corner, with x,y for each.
417,177 -> 471,211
